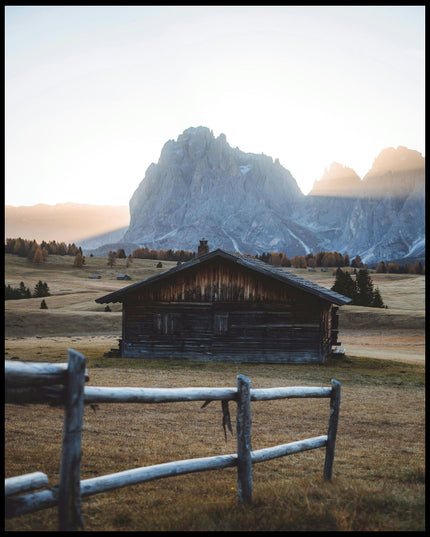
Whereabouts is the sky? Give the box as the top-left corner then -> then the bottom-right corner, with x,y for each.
5,5 -> 425,207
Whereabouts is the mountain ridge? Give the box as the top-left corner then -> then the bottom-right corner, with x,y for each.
5,128 -> 425,264
123,126 -> 425,263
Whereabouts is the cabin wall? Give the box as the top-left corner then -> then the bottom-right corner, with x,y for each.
121,300 -> 333,363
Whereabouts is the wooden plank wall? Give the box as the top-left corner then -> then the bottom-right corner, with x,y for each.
122,302 -> 330,363
133,259 -> 312,305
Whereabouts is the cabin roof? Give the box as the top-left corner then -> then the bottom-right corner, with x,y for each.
95,249 -> 352,306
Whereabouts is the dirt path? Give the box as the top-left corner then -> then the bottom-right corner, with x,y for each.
5,330 -> 425,365
339,329 -> 425,364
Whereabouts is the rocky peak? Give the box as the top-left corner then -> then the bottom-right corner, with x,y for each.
365,146 -> 424,177
123,126 -> 304,253
309,162 -> 362,197
362,146 -> 425,198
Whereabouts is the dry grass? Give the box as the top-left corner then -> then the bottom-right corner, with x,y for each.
4,353 -> 425,531
4,254 -> 426,531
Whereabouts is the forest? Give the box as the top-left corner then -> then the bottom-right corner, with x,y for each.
5,237 -> 425,275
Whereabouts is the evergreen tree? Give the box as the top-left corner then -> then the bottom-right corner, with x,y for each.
355,269 -> 375,306
331,268 -> 357,301
371,288 -> 385,308
34,280 -> 50,297
14,238 -> 28,257
5,282 -> 31,299
19,281 -> 32,298
351,254 -> 364,269
40,299 -> 48,309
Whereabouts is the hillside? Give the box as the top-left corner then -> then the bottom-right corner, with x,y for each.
4,253 -> 425,363
5,203 -> 129,244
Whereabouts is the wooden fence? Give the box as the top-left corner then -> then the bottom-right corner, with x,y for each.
5,349 -> 341,530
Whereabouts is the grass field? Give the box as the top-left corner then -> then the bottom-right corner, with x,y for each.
4,253 -> 426,531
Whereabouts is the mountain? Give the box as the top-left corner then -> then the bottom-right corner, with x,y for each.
123,127 -> 425,264
5,203 -> 130,244
123,126 -> 315,254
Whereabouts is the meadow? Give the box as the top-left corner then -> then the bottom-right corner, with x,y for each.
4,253 -> 425,531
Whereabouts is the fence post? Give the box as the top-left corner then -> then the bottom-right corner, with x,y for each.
323,379 -> 341,481
58,349 -> 86,531
236,375 -> 252,503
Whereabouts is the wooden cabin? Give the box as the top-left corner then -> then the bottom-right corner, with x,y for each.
96,244 -> 351,363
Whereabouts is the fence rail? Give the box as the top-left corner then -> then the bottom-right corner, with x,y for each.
5,351 -> 340,530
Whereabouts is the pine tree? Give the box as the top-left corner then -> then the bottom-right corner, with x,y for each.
331,268 -> 357,301
355,269 -> 374,306
19,281 -> 32,298
40,299 -> 48,309
351,254 -> 364,269
371,288 -> 385,308
34,280 -> 50,297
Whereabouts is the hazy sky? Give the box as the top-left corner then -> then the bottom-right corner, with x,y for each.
5,5 -> 425,207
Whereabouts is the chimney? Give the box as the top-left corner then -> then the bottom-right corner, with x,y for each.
198,238 -> 209,257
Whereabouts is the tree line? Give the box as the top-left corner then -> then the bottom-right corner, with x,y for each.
131,247 -> 196,262
6,237 -> 425,275
257,251 -> 360,268
5,237 -> 83,264
375,260 -> 424,275
258,250 -> 425,273
5,280 -> 50,300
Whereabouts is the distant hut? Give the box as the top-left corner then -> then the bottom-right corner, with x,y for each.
96,242 -> 351,363
116,274 -> 131,280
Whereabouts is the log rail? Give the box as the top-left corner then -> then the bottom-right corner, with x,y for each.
5,353 -> 340,530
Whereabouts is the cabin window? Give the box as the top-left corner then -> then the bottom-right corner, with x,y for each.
154,313 -> 176,335
214,313 -> 229,335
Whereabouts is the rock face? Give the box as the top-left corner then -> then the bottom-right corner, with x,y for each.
124,126 -> 313,255
303,146 -> 425,262
123,127 -> 425,264
309,162 -> 362,197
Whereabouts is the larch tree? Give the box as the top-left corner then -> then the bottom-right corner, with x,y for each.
107,250 -> 117,268
74,252 -> 84,267
32,247 -> 45,264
